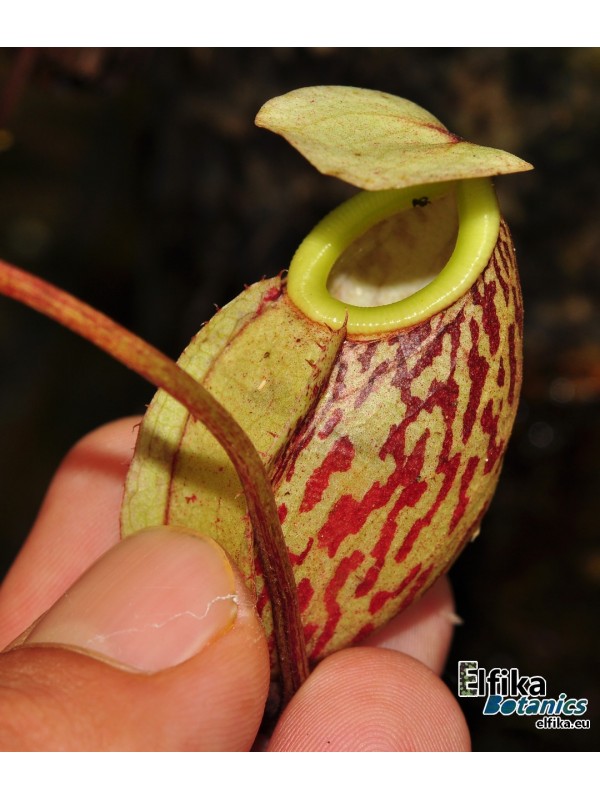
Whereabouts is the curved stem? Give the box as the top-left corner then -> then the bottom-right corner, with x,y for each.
0,259 -> 309,706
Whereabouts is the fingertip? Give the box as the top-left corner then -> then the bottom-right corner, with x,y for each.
269,647 -> 470,752
1,528 -> 271,751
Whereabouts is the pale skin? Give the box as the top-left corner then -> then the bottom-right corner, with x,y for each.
0,417 -> 470,751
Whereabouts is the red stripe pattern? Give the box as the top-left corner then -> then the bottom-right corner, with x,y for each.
266,220 -> 523,663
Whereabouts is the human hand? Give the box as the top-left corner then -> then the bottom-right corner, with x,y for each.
0,418 -> 469,751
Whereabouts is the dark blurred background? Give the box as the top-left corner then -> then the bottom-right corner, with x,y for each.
0,48 -> 598,751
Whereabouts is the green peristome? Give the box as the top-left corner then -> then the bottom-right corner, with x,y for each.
286,177 -> 500,335
256,86 -> 533,191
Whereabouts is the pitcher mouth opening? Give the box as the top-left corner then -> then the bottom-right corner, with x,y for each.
286,177 -> 500,335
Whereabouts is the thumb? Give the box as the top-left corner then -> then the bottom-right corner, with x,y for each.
0,527 -> 270,751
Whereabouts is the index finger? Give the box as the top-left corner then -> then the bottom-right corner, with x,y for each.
0,417 -> 141,648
